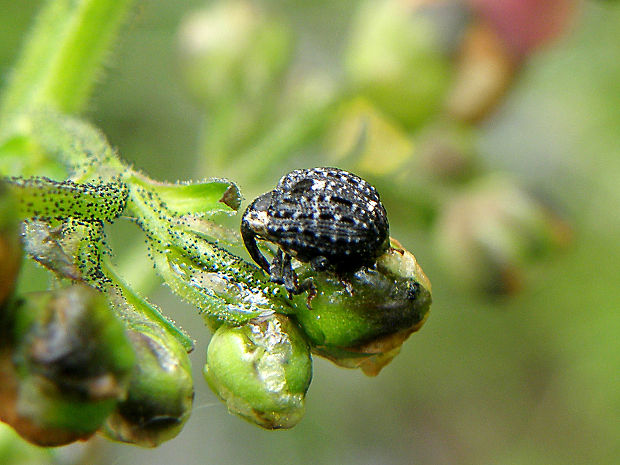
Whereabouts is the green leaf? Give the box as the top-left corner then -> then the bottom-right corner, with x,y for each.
129,174 -> 241,216
103,260 -> 195,354
125,181 -> 295,325
149,239 -> 285,326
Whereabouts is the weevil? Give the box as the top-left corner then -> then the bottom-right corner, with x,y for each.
241,167 -> 390,301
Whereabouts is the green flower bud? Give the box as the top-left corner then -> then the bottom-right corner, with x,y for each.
293,238 -> 432,376
102,328 -> 194,447
435,175 -> 572,295
345,0 -> 452,130
177,1 -> 293,107
0,285 -> 135,446
204,313 -> 312,429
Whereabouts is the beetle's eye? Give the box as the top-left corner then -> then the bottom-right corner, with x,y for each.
250,192 -> 273,212
291,178 -> 314,193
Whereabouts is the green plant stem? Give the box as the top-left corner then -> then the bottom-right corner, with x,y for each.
0,0 -> 134,132
101,258 -> 195,353
6,175 -> 128,221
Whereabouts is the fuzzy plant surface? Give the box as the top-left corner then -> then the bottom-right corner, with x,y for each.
0,0 -> 432,448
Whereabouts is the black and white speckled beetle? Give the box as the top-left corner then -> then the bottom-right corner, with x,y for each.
241,167 -> 390,299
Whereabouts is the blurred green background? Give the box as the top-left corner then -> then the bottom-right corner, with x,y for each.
1,0 -> 619,464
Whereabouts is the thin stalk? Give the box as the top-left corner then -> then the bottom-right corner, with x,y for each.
0,0 -> 134,131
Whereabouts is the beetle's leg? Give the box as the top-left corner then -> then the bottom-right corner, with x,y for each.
281,252 -> 299,297
310,255 -> 329,272
269,248 -> 286,284
285,275 -> 316,308
299,279 -> 317,309
241,221 -> 270,272
274,253 -> 317,307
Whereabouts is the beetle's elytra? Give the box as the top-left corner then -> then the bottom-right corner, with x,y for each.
241,167 -> 390,298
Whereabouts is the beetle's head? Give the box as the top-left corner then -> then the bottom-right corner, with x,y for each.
241,191 -> 273,237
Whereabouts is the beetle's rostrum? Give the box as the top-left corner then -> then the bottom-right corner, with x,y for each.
241,167 -> 390,299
